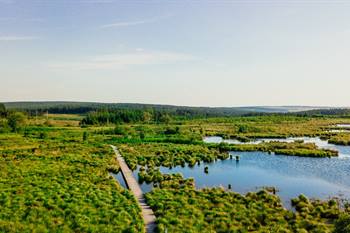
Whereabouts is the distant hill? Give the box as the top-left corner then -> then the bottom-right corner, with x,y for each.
1,101 -> 340,117
295,108 -> 350,116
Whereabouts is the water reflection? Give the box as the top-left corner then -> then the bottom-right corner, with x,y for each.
133,151 -> 350,208
128,136 -> 350,208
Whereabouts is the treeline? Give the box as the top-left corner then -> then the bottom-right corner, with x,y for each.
4,102 -> 111,115
294,108 -> 350,117
81,109 -> 173,125
5,101 -> 350,118
4,101 -> 275,117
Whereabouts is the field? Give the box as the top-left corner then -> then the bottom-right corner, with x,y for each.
1,109 -> 350,232
0,121 -> 144,232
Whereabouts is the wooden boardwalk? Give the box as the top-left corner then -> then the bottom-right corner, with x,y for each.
111,145 -> 156,233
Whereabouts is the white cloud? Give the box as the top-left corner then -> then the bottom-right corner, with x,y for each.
79,0 -> 114,3
0,36 -> 39,41
101,14 -> 172,28
47,50 -> 195,70
101,20 -> 147,28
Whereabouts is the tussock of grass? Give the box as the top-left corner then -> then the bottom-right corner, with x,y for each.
145,175 -> 349,233
0,129 -> 144,232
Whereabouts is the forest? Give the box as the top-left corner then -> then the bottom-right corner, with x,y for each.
6,101 -> 347,117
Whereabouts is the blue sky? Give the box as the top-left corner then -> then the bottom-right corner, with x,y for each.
1,0 -> 350,107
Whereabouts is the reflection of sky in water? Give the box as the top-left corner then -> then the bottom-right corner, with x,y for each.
111,137 -> 350,208
112,136 -> 350,209
337,124 -> 350,128
328,129 -> 350,133
130,150 -> 350,208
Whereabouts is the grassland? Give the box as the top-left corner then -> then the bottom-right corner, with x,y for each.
145,174 -> 349,233
328,133 -> 350,146
1,111 -> 350,232
0,123 -> 144,232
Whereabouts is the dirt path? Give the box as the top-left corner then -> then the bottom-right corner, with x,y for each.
111,145 -> 156,233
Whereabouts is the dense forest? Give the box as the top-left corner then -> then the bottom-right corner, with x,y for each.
295,108 -> 350,117
4,101 -> 335,117
4,102 -> 350,121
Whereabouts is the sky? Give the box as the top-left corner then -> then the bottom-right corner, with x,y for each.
1,0 -> 350,107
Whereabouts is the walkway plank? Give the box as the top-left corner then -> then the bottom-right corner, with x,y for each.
111,145 -> 156,233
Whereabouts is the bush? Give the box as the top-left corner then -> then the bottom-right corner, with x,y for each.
83,131 -> 89,141
114,125 -> 126,135
7,112 -> 26,132
0,119 -> 10,133
0,103 -> 5,115
334,214 -> 350,233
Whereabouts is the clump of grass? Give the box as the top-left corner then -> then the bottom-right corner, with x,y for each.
0,128 -> 144,232
145,174 -> 349,233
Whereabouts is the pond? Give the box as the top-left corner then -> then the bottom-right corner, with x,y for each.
336,124 -> 350,129
328,124 -> 350,133
130,150 -> 350,208
112,136 -> 350,208
328,129 -> 350,133
203,136 -> 350,158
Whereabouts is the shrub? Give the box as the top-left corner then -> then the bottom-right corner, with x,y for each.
7,111 -> 26,132
334,214 -> 350,233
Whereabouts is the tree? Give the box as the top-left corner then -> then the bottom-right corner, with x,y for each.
0,103 -> 5,116
238,124 -> 248,133
143,111 -> 152,123
7,112 -> 26,132
154,112 -> 172,124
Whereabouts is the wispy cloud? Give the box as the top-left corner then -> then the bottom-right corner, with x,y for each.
79,0 -> 114,3
0,36 -> 39,41
47,50 -> 195,70
101,20 -> 148,28
101,15 -> 172,29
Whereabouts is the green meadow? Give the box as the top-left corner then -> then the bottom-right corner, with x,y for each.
1,106 -> 350,232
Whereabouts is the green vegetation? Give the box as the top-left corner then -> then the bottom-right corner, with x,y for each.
211,141 -> 338,157
328,134 -> 350,146
0,117 -> 144,232
145,174 -> 350,233
7,111 -> 27,132
81,109 -> 172,125
2,105 -> 350,232
0,105 -> 27,133
334,214 -> 350,233
117,141 -> 336,176
4,101 -> 304,116
0,103 -> 5,113
118,143 -> 228,170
